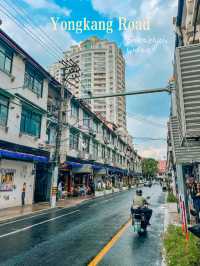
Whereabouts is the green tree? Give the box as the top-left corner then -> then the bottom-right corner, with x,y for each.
142,158 -> 158,179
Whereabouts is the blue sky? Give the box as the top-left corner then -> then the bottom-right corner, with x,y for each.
0,0 -> 178,159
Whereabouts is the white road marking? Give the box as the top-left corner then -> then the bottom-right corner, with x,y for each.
0,210 -> 80,239
0,206 -> 59,224
0,208 -> 65,227
0,203 -> 85,227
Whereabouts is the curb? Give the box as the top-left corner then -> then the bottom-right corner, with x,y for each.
0,187 -> 136,224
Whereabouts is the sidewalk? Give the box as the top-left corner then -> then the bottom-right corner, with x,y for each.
0,196 -> 92,223
162,202 -> 179,266
163,202 -> 179,231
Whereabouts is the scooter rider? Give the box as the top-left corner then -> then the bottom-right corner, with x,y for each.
131,189 -> 152,225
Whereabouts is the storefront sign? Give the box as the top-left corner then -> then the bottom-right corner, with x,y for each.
0,168 -> 16,192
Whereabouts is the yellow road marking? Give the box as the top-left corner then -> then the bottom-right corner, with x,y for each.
88,219 -> 131,266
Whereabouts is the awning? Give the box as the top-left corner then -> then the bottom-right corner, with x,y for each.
64,161 -> 93,174
0,149 -> 49,163
108,167 -> 125,174
93,166 -> 107,176
72,164 -> 92,174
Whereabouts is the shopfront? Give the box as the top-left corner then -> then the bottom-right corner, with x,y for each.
93,166 -> 107,190
0,147 -> 49,209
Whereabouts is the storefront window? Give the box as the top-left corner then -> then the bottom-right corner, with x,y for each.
0,94 -> 9,126
20,105 -> 41,137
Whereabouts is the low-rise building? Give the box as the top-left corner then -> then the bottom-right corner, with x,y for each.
0,29 -> 141,209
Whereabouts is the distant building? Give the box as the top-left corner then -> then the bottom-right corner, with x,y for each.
49,36 -> 127,130
158,160 -> 167,176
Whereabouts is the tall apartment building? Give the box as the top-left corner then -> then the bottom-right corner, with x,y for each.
49,37 -> 127,130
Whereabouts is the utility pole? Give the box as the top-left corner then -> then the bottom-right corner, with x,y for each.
51,60 -> 80,208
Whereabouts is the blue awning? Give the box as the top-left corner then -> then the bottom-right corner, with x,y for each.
0,149 -> 48,163
64,161 -> 92,174
107,167 -> 124,174
64,161 -> 82,168
93,165 -> 107,175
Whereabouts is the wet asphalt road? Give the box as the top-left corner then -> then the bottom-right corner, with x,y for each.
0,185 -> 165,266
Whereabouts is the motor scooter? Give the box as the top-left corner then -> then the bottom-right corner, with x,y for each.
131,197 -> 151,236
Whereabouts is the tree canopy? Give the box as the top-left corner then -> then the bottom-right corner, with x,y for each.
142,158 -> 158,178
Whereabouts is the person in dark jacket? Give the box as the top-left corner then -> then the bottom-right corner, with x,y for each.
21,182 -> 26,206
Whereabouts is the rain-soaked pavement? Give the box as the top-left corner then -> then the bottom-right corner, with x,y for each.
0,184 -> 165,266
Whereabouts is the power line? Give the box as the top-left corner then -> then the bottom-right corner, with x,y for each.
0,8 -> 57,62
0,2 -> 60,61
127,112 -> 166,128
4,0 -> 64,56
133,137 -> 166,141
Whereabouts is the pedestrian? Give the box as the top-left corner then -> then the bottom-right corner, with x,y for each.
21,182 -> 26,207
90,180 -> 95,196
194,183 -> 200,223
58,181 -> 63,200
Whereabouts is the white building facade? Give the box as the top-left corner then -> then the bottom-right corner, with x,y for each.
0,29 -> 141,209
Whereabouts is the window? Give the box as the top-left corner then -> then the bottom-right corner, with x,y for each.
24,64 -> 43,97
0,94 -> 9,126
47,126 -> 56,145
83,111 -> 90,128
107,148 -> 110,159
102,145 -> 105,159
20,106 -> 41,137
93,120 -> 98,133
111,135 -> 115,146
112,151 -> 116,163
93,141 -> 98,158
69,129 -> 79,150
82,135 -> 90,153
71,102 -> 79,119
0,41 -> 13,74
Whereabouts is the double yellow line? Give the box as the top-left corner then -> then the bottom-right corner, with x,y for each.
88,219 -> 131,266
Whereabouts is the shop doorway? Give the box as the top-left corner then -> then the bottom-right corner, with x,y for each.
34,163 -> 51,203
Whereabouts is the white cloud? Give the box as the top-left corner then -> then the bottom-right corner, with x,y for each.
127,115 -> 168,160
139,145 -> 167,160
0,12 -> 76,67
23,0 -> 71,16
91,0 -> 137,18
